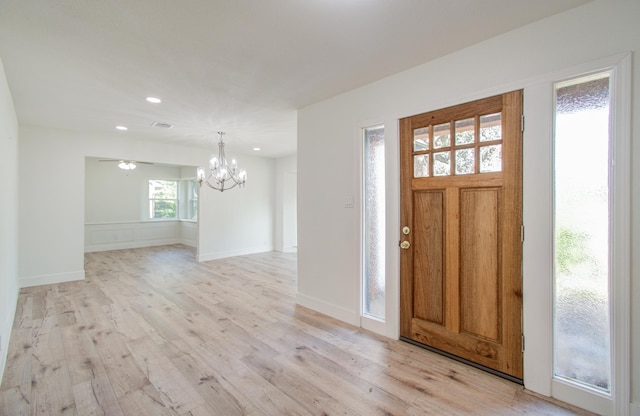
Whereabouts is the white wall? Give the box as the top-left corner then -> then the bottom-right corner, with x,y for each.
197,155 -> 275,261
0,57 -> 19,385
85,157 -> 184,223
19,125 -> 276,285
297,0 -> 639,411
275,155 -> 297,252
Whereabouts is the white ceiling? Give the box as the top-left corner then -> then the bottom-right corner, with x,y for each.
0,0 -> 589,158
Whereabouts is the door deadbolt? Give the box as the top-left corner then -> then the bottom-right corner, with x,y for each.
400,240 -> 410,249
402,226 -> 411,235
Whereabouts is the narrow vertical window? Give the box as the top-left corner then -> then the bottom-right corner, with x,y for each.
553,72 -> 611,392
188,180 -> 198,220
363,125 -> 385,319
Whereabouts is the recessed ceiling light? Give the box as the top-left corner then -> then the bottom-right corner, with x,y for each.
253,147 -> 261,151
146,96 -> 162,104
116,125 -> 128,131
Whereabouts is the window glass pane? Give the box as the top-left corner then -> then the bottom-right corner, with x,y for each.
433,123 -> 450,149
413,127 -> 429,151
479,144 -> 502,172
433,151 -> 450,176
455,118 -> 475,145
554,73 -> 611,392
364,125 -> 385,319
455,148 -> 474,175
149,180 -> 177,199
480,113 -> 502,142
189,180 -> 198,220
150,200 -> 177,219
414,155 -> 429,178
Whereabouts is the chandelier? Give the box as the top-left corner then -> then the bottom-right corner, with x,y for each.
197,131 -> 247,192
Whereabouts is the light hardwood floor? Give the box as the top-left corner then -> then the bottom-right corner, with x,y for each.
1,245 -> 592,415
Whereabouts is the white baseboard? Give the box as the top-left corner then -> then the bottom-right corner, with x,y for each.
631,402 -> 640,416
197,245 -> 273,262
0,287 -> 18,388
20,269 -> 85,288
296,292 -> 360,327
179,239 -> 196,248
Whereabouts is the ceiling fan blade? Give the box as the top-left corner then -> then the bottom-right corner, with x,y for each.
97,159 -> 153,165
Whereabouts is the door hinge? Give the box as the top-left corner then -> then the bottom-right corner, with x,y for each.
521,225 -> 525,242
521,114 -> 525,132
522,334 -> 525,352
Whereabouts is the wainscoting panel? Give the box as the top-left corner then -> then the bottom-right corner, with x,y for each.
180,221 -> 197,247
85,221 -> 195,252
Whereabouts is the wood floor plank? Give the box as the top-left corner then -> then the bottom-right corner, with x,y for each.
0,385 -> 30,416
127,336 -> 204,414
11,294 -> 32,330
90,329 -> 151,399
184,341 -> 313,416
0,328 -> 32,391
59,324 -> 107,386
163,340 -> 257,416
71,375 -> 124,416
117,383 -> 179,416
1,245 -> 594,415
30,360 -> 75,416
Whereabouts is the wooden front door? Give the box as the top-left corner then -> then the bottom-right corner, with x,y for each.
399,91 -> 523,380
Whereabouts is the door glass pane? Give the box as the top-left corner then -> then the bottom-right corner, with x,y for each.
479,144 -> 502,172
363,125 -> 385,319
433,123 -> 450,149
480,113 -> 502,142
433,151 -> 450,176
414,127 -> 429,151
455,118 -> 475,145
414,155 -> 429,178
554,73 -> 611,392
455,148 -> 474,175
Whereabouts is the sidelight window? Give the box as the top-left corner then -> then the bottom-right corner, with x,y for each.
553,72 -> 611,392
363,125 -> 385,319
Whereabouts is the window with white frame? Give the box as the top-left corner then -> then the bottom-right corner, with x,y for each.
148,179 -> 178,219
362,124 -> 385,319
553,72 -> 612,392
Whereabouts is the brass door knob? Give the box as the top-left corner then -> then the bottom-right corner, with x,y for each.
400,241 -> 410,249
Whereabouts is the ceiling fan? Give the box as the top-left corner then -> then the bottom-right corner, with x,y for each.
98,159 -> 153,170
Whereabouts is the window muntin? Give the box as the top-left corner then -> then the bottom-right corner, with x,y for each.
412,112 -> 503,177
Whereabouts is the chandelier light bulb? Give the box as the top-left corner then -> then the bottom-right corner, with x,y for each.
209,156 -> 219,170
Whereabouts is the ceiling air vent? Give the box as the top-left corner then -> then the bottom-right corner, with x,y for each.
151,121 -> 174,129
